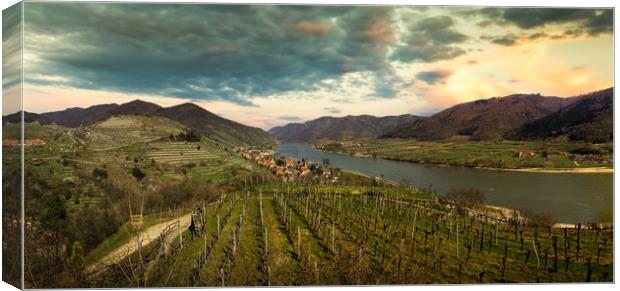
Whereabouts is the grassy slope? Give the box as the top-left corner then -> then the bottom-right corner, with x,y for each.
84,210 -> 187,266
16,117 -> 260,275
87,115 -> 185,150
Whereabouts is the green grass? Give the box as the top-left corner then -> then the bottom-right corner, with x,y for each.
85,210 -> 188,266
143,184 -> 613,286
319,138 -> 613,170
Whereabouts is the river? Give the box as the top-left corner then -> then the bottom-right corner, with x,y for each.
276,143 -> 613,223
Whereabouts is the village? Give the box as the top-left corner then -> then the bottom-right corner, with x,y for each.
237,147 -> 342,184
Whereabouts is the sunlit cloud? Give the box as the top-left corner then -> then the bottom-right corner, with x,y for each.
6,3 -> 612,128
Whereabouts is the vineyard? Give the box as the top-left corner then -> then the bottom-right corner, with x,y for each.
101,183 -> 613,287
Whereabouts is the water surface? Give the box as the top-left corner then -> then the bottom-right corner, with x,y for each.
276,143 -> 613,223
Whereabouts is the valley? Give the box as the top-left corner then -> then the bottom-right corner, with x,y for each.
1,3 -> 615,289
2,88 -> 614,288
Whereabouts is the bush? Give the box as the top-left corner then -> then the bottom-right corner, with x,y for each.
522,209 -> 556,227
175,129 -> 201,142
570,147 -> 603,155
131,167 -> 146,181
92,168 -> 108,180
445,187 -> 485,211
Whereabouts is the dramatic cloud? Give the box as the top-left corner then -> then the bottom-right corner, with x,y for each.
473,8 -> 613,37
23,4 -> 408,105
15,4 -> 614,127
2,3 -> 21,90
2,3 -> 22,115
392,15 -> 469,62
416,70 -> 453,85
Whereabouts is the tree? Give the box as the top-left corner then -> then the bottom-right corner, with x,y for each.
445,187 -> 485,212
41,191 -> 68,267
131,167 -> 146,181
92,167 -> 108,180
69,241 -> 85,278
522,209 -> 556,227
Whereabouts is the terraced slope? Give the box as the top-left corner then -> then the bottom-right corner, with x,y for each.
146,142 -> 220,164
86,115 -> 185,150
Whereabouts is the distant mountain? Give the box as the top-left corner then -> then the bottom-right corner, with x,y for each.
2,111 -> 52,125
506,88 -> 613,142
13,99 -> 274,147
382,93 -> 580,140
269,114 -> 423,142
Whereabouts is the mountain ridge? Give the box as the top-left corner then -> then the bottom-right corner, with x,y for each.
381,91 -> 595,140
269,114 -> 423,142
506,87 -> 613,142
3,99 -> 275,147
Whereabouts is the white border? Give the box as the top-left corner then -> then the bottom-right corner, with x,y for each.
0,1 -> 617,291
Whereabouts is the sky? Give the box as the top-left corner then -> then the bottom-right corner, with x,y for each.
2,3 -> 614,130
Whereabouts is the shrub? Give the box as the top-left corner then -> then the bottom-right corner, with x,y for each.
91,168 -> 108,180
445,187 -> 485,211
522,209 -> 556,227
131,167 -> 146,181
570,147 -> 603,155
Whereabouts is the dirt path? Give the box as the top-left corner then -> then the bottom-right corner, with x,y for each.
86,213 -> 193,274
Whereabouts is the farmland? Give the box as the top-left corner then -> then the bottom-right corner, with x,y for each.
4,116 -> 264,288
3,115 -> 614,288
317,137 -> 613,170
102,183 -> 613,286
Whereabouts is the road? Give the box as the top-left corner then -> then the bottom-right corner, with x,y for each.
86,213 -> 193,274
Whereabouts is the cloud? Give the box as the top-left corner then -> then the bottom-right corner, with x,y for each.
2,3 -> 22,90
294,20 -> 334,36
489,35 -> 519,46
278,115 -> 302,121
22,4 -> 410,105
416,69 -> 453,85
17,3 -> 614,119
469,8 -> 613,37
391,15 -> 469,62
324,107 -> 342,114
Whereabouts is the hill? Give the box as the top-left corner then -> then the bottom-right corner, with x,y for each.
506,87 -> 613,142
2,111 -> 52,125
85,115 -> 186,150
157,103 -> 275,147
382,93 -> 580,140
43,104 -> 121,127
36,100 -> 275,147
269,114 -> 422,142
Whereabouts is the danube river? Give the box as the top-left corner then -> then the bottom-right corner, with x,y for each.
276,143 -> 613,223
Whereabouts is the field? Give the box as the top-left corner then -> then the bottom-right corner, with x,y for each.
101,183 -> 613,286
4,117 -> 264,288
4,117 -> 614,288
318,137 -> 613,170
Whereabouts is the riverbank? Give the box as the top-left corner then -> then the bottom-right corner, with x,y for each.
315,139 -> 613,174
276,143 -> 612,223
495,166 -> 613,173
